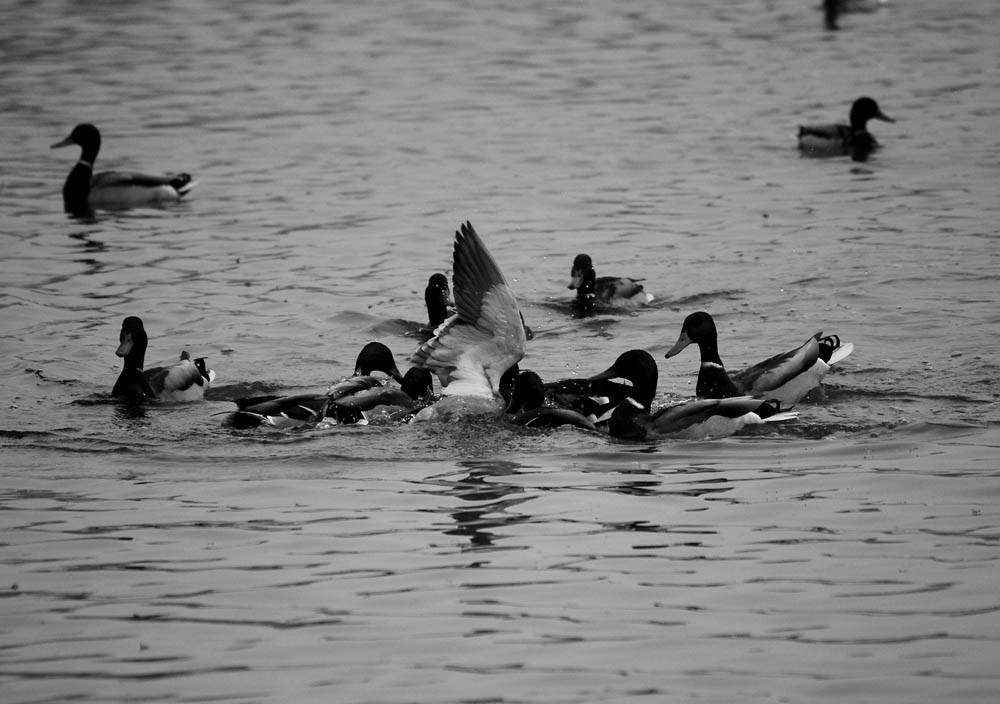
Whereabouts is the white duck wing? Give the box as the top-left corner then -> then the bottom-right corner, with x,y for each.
410,222 -> 526,399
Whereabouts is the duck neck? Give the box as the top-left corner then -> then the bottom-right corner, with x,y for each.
426,295 -> 449,327
62,161 -> 93,213
576,268 -> 596,298
121,338 -> 147,371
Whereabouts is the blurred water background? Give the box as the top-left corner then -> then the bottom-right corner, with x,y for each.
1,0 -> 999,702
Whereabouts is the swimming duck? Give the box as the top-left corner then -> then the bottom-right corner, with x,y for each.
111,316 -> 215,402
425,273 -> 454,329
410,221 -> 527,416
568,253 -> 653,310
504,370 -> 598,430
334,367 -> 435,422
587,349 -> 794,440
797,97 -> 895,162
231,342 -> 408,428
51,123 -> 197,214
663,311 -> 854,405
609,395 -> 793,442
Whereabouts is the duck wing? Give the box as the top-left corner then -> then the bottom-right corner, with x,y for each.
410,222 -> 526,399
93,171 -> 197,194
144,355 -> 211,401
730,333 -> 821,396
231,393 -> 330,429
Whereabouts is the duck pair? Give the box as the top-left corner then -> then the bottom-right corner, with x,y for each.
505,308 -> 853,439
231,342 -> 433,429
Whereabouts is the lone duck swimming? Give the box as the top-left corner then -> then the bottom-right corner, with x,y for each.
797,97 -> 895,162
51,123 -> 197,214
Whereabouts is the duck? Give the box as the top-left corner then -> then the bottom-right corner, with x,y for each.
504,370 -> 598,430
51,123 -> 197,214
410,221 -> 527,419
797,97 -> 895,162
111,316 -> 215,402
567,253 -> 653,310
586,349 -> 795,440
663,311 -> 854,405
823,0 -> 889,30
334,367 -> 435,423
424,273 -> 454,330
230,342 -> 408,429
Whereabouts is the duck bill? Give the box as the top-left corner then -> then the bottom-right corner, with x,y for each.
116,333 -> 133,357
587,363 -> 621,382
51,136 -> 74,149
663,331 -> 693,359
874,110 -> 895,123
388,366 -> 405,384
568,270 -> 583,290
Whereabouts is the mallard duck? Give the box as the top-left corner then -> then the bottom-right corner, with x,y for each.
663,311 -> 854,405
410,221 -> 527,417
504,370 -> 598,430
111,316 -> 214,402
609,395 -> 794,441
334,367 -> 435,422
587,349 -> 794,440
231,342 -> 408,429
425,273 -> 454,329
568,253 -> 653,310
51,123 -> 197,214
797,97 -> 895,162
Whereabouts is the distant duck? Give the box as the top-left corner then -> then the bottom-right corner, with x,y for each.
111,316 -> 215,402
231,342 -> 409,429
797,97 -> 895,162
410,221 -> 527,419
51,123 -> 197,214
824,0 -> 889,30
504,370 -> 598,430
663,311 -> 854,405
587,349 -> 795,441
568,253 -> 653,310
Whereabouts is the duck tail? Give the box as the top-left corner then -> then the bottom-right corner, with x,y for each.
171,173 -> 198,196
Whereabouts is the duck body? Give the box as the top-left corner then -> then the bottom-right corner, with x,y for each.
231,342 -> 408,429
568,253 -> 652,310
587,349 -> 794,440
664,311 -> 854,405
504,371 -> 598,430
52,124 -> 197,214
410,222 -> 526,414
111,316 -> 214,402
610,396 -> 793,441
797,97 -> 895,162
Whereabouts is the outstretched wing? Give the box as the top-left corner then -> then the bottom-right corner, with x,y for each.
410,222 -> 526,399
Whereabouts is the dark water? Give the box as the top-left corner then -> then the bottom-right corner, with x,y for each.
2,1 -> 999,702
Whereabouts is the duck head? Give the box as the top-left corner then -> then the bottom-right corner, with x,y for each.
588,349 -> 658,409
849,97 -> 894,131
425,272 -> 454,327
353,341 -> 404,382
567,253 -> 595,291
115,316 -> 149,369
51,123 -> 102,162
400,367 -> 434,401
504,370 -> 545,414
664,311 -> 718,359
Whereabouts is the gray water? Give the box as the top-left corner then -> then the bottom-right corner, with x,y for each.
2,1 -> 999,702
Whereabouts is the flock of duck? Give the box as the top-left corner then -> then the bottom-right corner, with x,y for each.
54,96 -> 885,440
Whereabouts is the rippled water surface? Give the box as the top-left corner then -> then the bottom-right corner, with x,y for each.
2,1 -> 999,702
